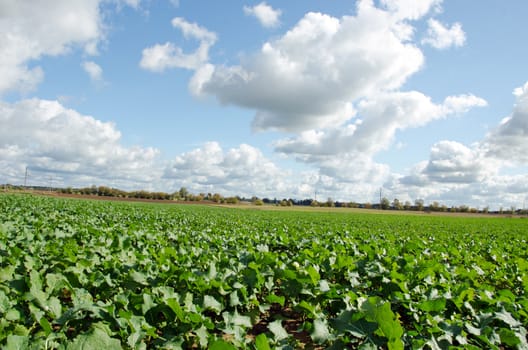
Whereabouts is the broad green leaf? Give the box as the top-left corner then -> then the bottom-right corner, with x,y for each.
195,325 -> 209,348
223,310 -> 252,328
362,297 -> 404,350
229,291 -> 241,307
269,319 -> 289,341
142,293 -> 156,315
255,333 -> 271,350
311,318 -> 331,344
209,340 -> 236,350
5,335 -> 29,350
66,325 -> 122,350
498,328 -> 521,347
0,290 -> 12,312
203,295 -> 222,314
266,293 -> 285,306
166,298 -> 185,321
306,265 -> 320,285
495,308 -> 521,327
417,298 -> 446,312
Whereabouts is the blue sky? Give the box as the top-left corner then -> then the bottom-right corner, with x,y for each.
1,0 -> 528,209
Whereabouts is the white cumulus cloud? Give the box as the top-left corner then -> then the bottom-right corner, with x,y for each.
140,17 -> 217,72
197,3 -> 426,132
380,0 -> 442,20
0,0 -> 104,95
274,91 -> 487,157
244,2 -> 282,28
0,99 -> 160,189
422,18 -> 466,49
163,142 -> 293,197
81,61 -> 103,81
422,141 -> 494,183
484,81 -> 528,164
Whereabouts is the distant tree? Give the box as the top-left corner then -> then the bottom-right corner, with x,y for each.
225,197 -> 239,204
392,198 -> 403,210
380,197 -> 390,210
459,205 -> 469,213
326,198 -> 335,207
210,193 -> 221,202
178,187 -> 188,200
415,199 -> 424,211
404,201 -> 412,211
430,201 -> 440,212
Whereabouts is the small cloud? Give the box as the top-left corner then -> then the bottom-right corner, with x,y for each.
244,2 -> 282,28
140,17 -> 216,72
422,18 -> 466,49
122,0 -> 141,9
81,60 -> 103,82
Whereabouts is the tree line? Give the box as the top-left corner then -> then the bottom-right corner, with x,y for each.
3,184 -> 526,215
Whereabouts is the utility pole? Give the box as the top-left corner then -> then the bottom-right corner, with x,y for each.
24,167 -> 28,188
379,187 -> 382,206
49,175 -> 53,192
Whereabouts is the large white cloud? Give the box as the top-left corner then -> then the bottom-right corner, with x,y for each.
275,91 -> 486,156
0,99 -> 160,189
163,142 -> 295,197
243,2 -> 282,28
0,0 -> 104,94
140,17 -> 217,72
420,141 -> 495,184
391,81 -> 528,209
484,81 -> 528,164
191,1 -> 429,132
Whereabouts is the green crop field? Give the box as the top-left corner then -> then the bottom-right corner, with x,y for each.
0,193 -> 526,349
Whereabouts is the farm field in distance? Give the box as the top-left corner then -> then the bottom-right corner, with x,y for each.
0,193 -> 527,349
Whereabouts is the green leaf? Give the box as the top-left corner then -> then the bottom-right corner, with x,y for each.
67,326 -> 122,350
269,319 -> 289,341
495,308 -> 521,327
203,295 -> 222,314
306,265 -> 320,285
417,298 -> 446,312
297,300 -> 317,317
223,310 -> 252,328
266,293 -> 285,306
5,335 -> 29,350
255,333 -> 271,350
166,298 -> 185,321
362,297 -> 404,350
142,293 -> 157,315
498,328 -> 521,347
209,340 -> 236,350
39,317 -> 53,335
311,318 -> 331,344
0,290 -> 12,313
195,325 -> 209,348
